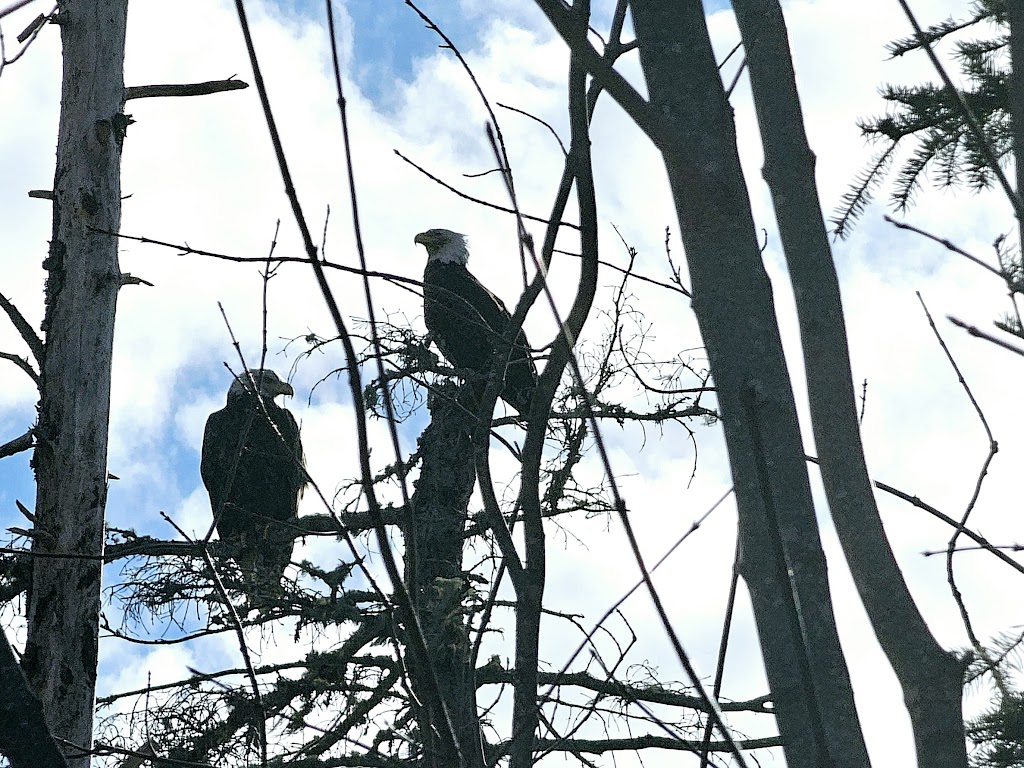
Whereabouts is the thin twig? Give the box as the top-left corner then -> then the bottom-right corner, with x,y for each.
498,102 -> 567,156
326,0 -> 417,604
1,2 -> 53,66
92,226 -> 423,295
258,220 -> 281,371
0,351 -> 39,385
405,0 -> 515,191
393,149 -> 579,231
805,455 -> 1024,576
917,292 -> 1005,691
0,291 -> 44,367
884,215 -> 1003,278
700,536 -> 741,768
948,315 -> 1024,357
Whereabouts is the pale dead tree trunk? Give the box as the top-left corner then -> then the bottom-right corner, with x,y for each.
21,2 -> 129,766
732,0 -> 968,763
628,0 -> 870,764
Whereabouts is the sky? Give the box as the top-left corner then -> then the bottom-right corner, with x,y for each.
0,0 -> 1019,765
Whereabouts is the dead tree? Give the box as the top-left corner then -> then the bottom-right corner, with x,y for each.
404,382 -> 484,768
12,5 -> 249,765
21,4 -> 129,767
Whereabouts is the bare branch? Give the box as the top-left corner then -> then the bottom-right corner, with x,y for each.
948,315 -> 1024,357
234,2 -> 463,763
0,429 -> 33,459
917,292 -> 1006,694
0,351 -> 39,385
532,0 -> 661,144
405,0 -> 516,189
884,216 -> 1004,279
498,102 -> 567,156
0,291 -> 44,367
124,78 -> 248,100
117,273 -> 154,288
0,2 -> 54,68
0,0 -> 37,22
529,734 -> 782,755
394,149 -> 580,231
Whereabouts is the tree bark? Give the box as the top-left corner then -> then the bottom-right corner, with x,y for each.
630,1 -> 867,764
22,3 -> 129,767
406,384 -> 484,768
733,0 -> 967,763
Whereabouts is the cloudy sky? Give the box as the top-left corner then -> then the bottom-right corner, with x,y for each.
0,0 -> 1019,764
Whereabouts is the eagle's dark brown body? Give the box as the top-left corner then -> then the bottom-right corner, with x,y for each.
416,229 -> 538,415
201,370 -> 304,585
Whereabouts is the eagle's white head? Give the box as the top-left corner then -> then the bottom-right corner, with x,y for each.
414,228 -> 470,266
227,369 -> 294,401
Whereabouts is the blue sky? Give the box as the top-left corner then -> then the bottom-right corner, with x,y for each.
0,0 -> 1019,764
297,0 -> 733,106
345,0 -> 482,106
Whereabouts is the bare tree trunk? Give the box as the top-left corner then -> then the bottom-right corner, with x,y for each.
22,3 -> 128,766
405,384 -> 484,768
732,0 -> 968,763
629,1 -> 868,764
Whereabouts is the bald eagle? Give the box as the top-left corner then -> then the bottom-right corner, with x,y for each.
201,369 -> 305,586
414,228 -> 538,415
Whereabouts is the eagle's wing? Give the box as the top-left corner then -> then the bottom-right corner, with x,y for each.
455,269 -> 538,412
258,404 -> 303,584
424,262 -> 538,413
272,406 -> 305,505
201,405 -> 244,539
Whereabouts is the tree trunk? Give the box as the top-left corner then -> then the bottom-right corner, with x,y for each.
22,3 -> 129,766
732,0 -> 967,762
630,1 -> 869,764
405,384 -> 484,768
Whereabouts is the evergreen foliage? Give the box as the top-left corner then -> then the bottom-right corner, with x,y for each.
834,0 -> 1010,237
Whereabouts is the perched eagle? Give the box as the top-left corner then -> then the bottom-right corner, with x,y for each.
201,369 -> 305,586
415,228 -> 538,414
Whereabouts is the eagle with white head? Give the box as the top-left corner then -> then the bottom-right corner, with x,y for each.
414,228 -> 538,415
